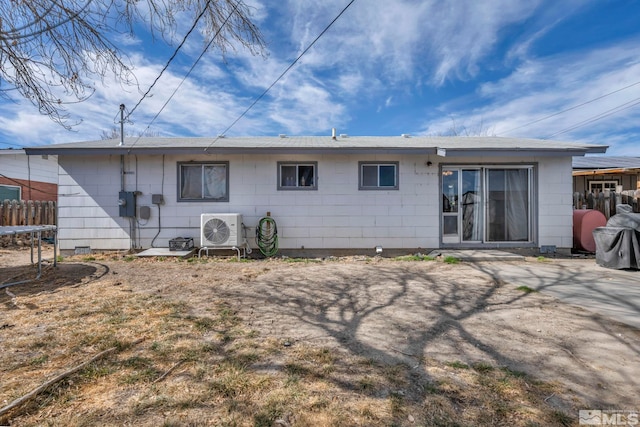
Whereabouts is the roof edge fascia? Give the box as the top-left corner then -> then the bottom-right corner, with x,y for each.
25,145 -> 607,157
435,147 -> 608,157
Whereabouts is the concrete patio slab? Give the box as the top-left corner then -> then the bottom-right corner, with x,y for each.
136,248 -> 196,258
428,249 -> 526,262
471,258 -> 640,329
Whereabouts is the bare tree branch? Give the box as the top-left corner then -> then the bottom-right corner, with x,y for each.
0,0 -> 266,128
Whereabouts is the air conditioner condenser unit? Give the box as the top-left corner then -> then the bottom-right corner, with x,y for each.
200,213 -> 243,247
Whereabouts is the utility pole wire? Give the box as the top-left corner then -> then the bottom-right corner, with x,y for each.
545,95 -> 640,139
125,0 -> 214,121
499,80 -> 640,136
127,1 -> 241,152
204,0 -> 358,151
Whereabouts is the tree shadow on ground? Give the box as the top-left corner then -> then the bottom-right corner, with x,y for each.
216,261 -> 590,409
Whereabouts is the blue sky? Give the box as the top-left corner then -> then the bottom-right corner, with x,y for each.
1,0 -> 639,155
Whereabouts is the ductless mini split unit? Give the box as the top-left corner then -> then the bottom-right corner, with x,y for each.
201,213 -> 243,247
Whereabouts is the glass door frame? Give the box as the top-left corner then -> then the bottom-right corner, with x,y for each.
440,164 -> 537,247
441,167 -> 483,244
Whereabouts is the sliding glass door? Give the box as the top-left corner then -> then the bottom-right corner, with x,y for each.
441,166 -> 533,245
486,168 -> 531,242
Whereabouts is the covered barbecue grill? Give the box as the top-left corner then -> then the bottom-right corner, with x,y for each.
593,205 -> 640,270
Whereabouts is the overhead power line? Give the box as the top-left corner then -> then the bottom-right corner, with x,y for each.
545,95 -> 640,139
125,0 -> 214,121
204,0 -> 358,151
0,173 -> 59,197
127,1 -> 241,152
499,80 -> 640,136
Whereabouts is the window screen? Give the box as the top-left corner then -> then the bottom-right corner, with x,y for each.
359,162 -> 398,190
178,162 -> 229,202
278,162 -> 317,190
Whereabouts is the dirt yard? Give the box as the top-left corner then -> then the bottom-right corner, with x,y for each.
1,246 -> 638,426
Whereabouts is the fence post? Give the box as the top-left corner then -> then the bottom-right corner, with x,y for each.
27,200 -> 33,225
0,200 -> 57,227
596,192 -> 606,218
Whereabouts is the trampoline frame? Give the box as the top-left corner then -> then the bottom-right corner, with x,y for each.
0,225 -> 57,289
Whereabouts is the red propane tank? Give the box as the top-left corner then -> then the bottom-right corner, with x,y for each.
573,209 -> 607,253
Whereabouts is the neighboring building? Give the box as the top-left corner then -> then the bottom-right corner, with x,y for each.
573,156 -> 640,194
0,149 -> 58,201
25,135 -> 606,254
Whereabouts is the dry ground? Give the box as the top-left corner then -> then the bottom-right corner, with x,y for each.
0,246 -> 638,426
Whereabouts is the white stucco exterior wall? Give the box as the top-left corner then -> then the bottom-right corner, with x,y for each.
537,156 -> 574,249
56,153 -> 573,253
0,150 -> 58,183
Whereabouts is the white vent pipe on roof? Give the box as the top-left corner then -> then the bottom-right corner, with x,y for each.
332,128 -> 337,140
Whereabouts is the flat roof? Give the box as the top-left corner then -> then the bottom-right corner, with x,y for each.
24,135 -> 608,157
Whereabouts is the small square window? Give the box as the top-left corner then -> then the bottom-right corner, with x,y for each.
178,162 -> 229,202
278,162 -> 317,190
0,184 -> 21,201
359,162 -> 399,190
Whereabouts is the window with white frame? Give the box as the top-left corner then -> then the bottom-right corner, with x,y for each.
588,180 -> 618,193
178,162 -> 229,202
359,162 -> 399,190
0,184 -> 21,201
278,162 -> 317,190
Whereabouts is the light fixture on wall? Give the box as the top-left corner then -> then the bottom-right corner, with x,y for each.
375,246 -> 383,254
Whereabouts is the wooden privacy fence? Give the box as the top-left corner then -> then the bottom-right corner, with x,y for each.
573,190 -> 640,219
0,200 -> 57,227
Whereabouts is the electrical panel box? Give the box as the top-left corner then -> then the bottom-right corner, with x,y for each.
152,194 -> 164,204
118,191 -> 136,217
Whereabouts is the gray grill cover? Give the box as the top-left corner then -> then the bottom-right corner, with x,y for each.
593,226 -> 640,269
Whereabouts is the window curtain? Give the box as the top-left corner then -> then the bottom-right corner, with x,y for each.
505,169 -> 529,241
181,165 -> 202,199
203,165 -> 226,199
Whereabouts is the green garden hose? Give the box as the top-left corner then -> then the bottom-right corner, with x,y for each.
256,216 -> 278,257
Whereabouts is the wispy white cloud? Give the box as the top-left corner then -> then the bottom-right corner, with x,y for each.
418,38 -> 640,154
278,0 -> 550,85
2,0 -> 639,157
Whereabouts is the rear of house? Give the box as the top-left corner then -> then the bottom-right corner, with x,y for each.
26,135 -> 607,255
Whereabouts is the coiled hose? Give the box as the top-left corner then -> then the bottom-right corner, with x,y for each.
256,216 -> 278,257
